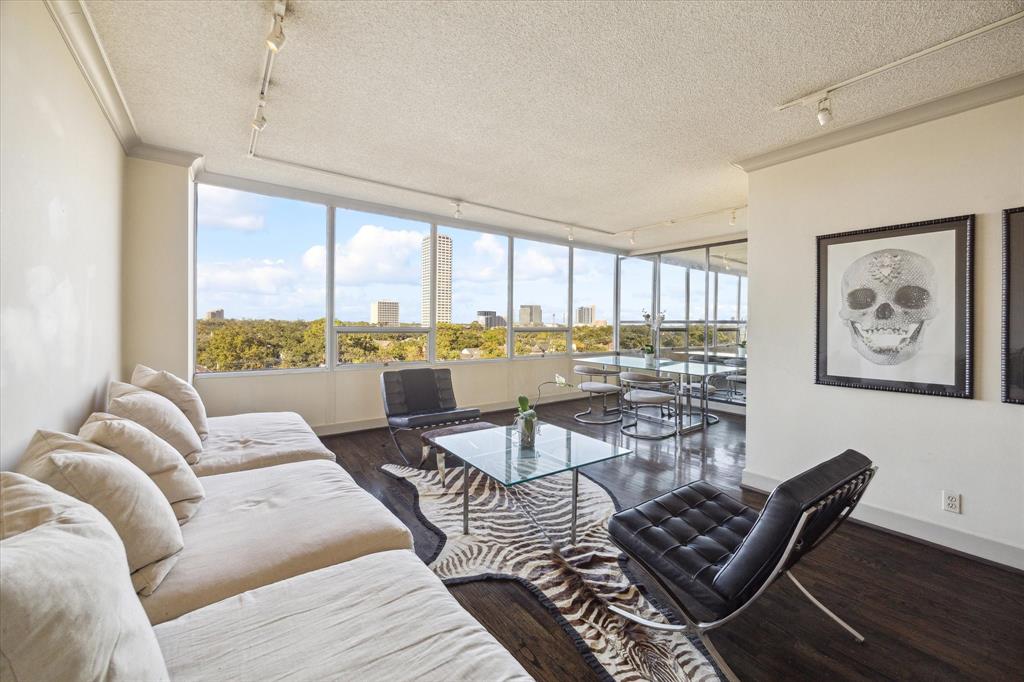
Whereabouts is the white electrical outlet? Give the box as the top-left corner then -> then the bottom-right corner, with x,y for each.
942,490 -> 962,514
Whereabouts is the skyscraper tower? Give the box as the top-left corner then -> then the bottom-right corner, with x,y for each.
421,234 -> 452,325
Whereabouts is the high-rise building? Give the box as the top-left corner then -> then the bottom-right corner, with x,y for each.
518,304 -> 542,326
475,310 -> 506,328
370,300 -> 399,325
421,234 -> 452,325
575,305 -> 596,325
204,309 -> 224,320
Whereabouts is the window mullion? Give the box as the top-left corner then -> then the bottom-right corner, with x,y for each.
326,207 -> 336,370
506,237 -> 514,358
428,223 -> 437,363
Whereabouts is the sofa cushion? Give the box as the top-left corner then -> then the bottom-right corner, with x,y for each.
16,430 -> 183,595
80,412 -> 205,524
140,459 -> 413,624
192,411 -> 335,477
153,550 -> 530,682
108,381 -> 203,463
132,364 -> 209,439
0,473 -> 170,682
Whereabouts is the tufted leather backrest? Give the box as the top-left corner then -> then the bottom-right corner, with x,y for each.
380,368 -> 458,417
712,449 -> 874,609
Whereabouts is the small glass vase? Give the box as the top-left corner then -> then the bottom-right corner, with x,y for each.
516,416 -> 537,448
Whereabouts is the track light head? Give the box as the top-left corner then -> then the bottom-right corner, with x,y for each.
452,200 -> 463,219
629,230 -> 637,246
816,97 -> 833,126
729,209 -> 737,227
266,15 -> 286,52
252,111 -> 267,131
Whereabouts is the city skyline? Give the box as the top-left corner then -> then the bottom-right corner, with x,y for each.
195,185 -> 743,325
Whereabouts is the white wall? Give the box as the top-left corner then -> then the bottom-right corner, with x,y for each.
122,157 -> 192,379
0,1 -> 125,469
195,356 -> 580,433
746,96 -> 1024,568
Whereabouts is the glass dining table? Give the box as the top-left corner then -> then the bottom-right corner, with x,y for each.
577,354 -> 741,435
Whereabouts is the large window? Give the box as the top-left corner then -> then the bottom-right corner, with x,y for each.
194,181 -> 641,372
334,209 -> 430,364
571,248 -> 615,353
435,226 -> 509,360
617,256 -> 654,353
195,185 -> 326,373
512,239 -> 568,355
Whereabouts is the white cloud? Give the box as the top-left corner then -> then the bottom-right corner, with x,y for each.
302,244 -> 326,272
197,259 -> 295,295
333,224 -> 425,285
197,184 -> 266,231
515,245 -> 567,281
461,234 -> 507,282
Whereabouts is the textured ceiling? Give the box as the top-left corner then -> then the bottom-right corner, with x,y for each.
85,0 -> 1024,250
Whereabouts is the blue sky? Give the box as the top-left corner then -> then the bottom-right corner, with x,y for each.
196,184 -> 744,323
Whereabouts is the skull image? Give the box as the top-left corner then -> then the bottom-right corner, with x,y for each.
839,248 -> 938,365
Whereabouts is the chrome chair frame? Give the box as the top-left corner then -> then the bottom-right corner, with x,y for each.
619,372 -> 678,440
573,365 -> 623,425
609,466 -> 877,681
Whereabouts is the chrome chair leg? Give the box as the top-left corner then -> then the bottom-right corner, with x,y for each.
574,390 -> 623,425
608,604 -> 689,632
786,571 -> 865,643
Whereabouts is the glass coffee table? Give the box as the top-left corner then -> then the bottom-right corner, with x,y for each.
428,422 -> 632,544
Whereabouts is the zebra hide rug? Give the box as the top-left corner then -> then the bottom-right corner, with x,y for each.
382,463 -> 720,682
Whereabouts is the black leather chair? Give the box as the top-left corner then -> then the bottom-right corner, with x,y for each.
607,450 -> 876,681
380,368 -> 480,464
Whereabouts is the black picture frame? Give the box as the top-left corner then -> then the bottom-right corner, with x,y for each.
1002,207 -> 1024,405
815,214 -> 973,398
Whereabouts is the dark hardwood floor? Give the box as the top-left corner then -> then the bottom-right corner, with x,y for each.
322,399 -> 1024,681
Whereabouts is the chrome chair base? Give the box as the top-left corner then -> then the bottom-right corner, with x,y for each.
619,405 -> 677,440
574,392 -> 623,425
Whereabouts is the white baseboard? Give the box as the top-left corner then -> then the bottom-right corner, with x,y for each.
741,470 -> 1024,571
312,391 -> 584,437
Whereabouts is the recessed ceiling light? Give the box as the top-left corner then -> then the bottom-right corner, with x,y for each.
729,209 -> 737,226
452,201 -> 463,219
630,230 -> 637,245
567,226 -> 575,242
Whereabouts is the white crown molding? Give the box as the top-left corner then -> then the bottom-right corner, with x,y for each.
128,143 -> 203,168
45,0 -> 139,152
742,470 -> 1024,571
46,0 -> 204,168
735,72 -> 1024,172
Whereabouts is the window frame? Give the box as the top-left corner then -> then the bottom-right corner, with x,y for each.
191,175 -> 622,376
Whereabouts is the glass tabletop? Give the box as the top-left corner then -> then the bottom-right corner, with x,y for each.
431,423 -> 632,486
582,355 -> 741,377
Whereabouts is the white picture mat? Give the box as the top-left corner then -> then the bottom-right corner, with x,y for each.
826,230 -> 956,386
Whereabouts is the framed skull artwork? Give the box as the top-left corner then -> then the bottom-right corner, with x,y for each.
1003,207 -> 1024,405
816,215 -> 973,398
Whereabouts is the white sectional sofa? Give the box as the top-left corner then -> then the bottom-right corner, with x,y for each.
1,368 -> 532,681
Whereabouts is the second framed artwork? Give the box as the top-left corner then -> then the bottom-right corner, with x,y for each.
816,214 -> 973,398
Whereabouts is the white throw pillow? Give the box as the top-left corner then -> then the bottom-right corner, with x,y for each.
80,412 -> 205,524
132,364 -> 209,440
107,381 -> 203,463
0,472 -> 170,682
16,430 -> 184,595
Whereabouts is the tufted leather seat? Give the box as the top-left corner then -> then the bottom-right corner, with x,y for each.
609,450 -> 874,622
609,481 -> 758,619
